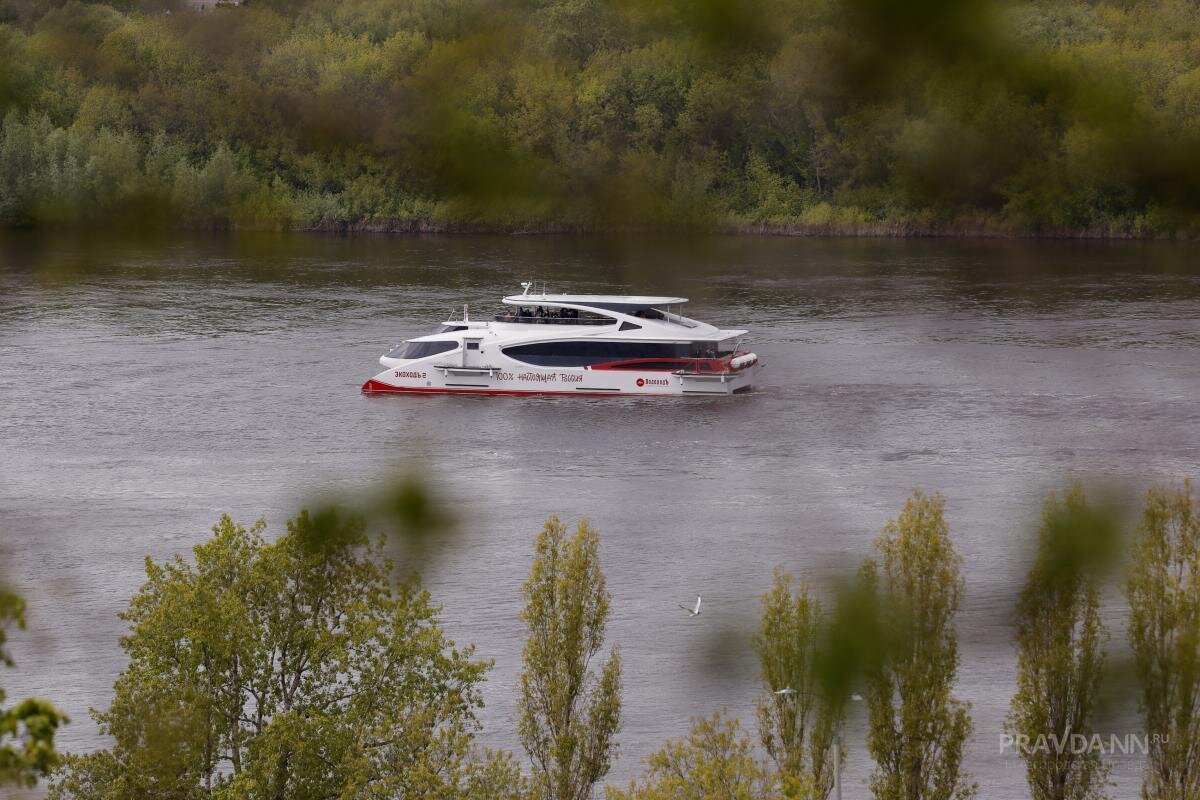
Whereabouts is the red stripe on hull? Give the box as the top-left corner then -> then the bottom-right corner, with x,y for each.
360,379 -> 694,397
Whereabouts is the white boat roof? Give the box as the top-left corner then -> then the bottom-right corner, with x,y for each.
503,294 -> 687,307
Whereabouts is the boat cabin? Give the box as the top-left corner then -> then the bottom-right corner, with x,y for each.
386,290 -> 748,373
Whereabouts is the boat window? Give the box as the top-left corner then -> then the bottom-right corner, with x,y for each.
493,307 -> 614,325
437,324 -> 468,333
715,338 -> 738,356
387,340 -> 459,359
466,341 -> 480,350
619,321 -> 642,331
688,340 -> 736,358
604,359 -> 686,371
588,303 -> 673,317
502,341 -> 692,366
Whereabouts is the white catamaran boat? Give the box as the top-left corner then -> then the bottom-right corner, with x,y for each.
362,284 -> 761,397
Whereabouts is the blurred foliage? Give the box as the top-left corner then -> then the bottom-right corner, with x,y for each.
1025,483 -> 1125,589
2,0 -> 1200,232
48,511 -> 503,800
694,492 -> 976,799
377,472 -> 457,552
810,571 -> 887,711
1008,483 -> 1114,800
0,584 -> 68,788
301,471 -> 459,574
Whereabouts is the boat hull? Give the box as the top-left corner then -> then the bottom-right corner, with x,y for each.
362,362 -> 760,397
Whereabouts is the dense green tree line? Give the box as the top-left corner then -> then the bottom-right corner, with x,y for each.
3,0 -> 1200,233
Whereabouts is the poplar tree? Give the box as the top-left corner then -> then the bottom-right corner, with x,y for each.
1127,479 -> 1200,800
518,516 -> 622,800
755,568 -> 839,798
1008,484 -> 1111,800
863,491 -> 975,800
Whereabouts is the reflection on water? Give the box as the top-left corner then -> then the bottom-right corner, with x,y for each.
1,231 -> 1199,797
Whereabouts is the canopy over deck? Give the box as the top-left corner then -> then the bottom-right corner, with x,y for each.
502,294 -> 687,309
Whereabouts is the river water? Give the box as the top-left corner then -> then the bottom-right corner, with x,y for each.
2,232 -> 1198,797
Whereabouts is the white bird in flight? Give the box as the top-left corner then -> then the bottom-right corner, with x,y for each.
679,596 -> 702,617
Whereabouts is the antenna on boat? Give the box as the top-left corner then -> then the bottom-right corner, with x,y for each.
521,281 -> 532,296
463,303 -> 469,322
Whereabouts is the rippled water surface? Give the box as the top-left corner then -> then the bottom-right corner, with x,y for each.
2,232 -> 1199,797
